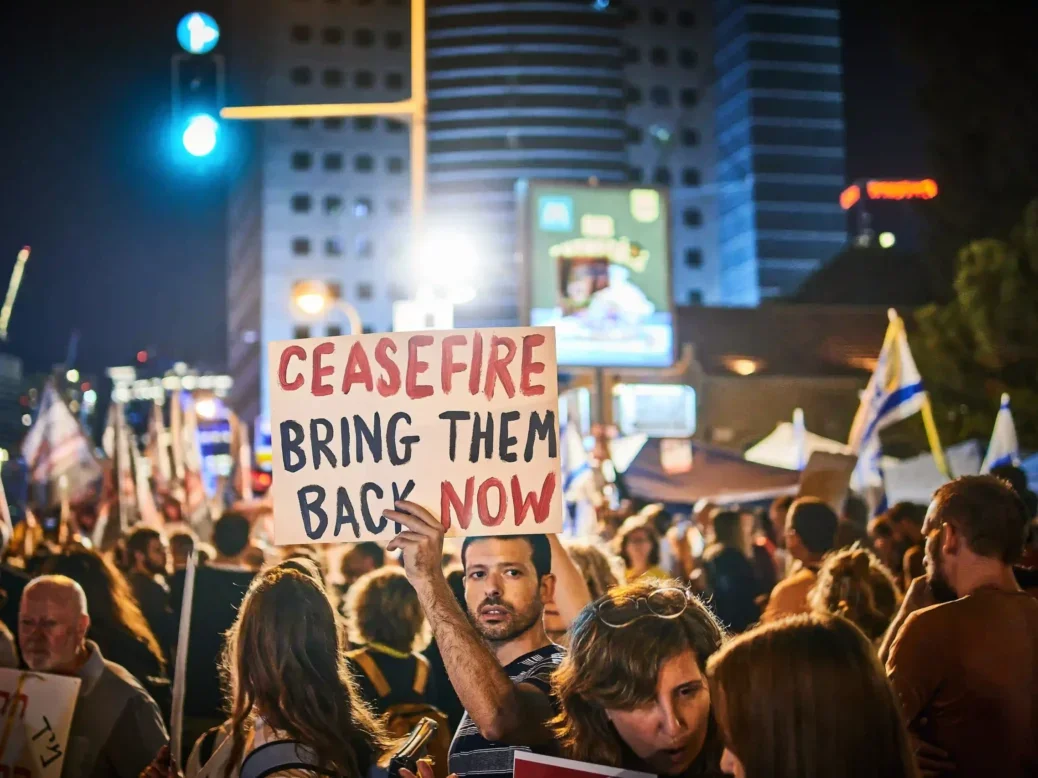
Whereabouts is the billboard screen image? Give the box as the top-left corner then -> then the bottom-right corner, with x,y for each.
523,182 -> 672,367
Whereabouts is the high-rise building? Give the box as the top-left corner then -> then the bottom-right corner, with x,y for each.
713,0 -> 847,304
426,0 -> 629,326
619,0 -> 719,306
225,0 -> 847,419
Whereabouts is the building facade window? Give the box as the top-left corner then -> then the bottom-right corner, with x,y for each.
323,117 -> 344,130
623,46 -> 639,64
625,85 -> 642,105
387,156 -> 405,174
687,290 -> 703,305
290,25 -> 312,43
684,248 -> 703,268
385,30 -> 404,49
354,197 -> 372,217
677,10 -> 696,27
653,167 -> 672,186
682,128 -> 700,146
682,168 -> 701,187
386,72 -> 404,90
679,49 -> 698,68
291,151 -> 313,171
293,325 -> 311,339
290,194 -> 312,213
628,166 -> 643,182
290,66 -> 312,86
322,69 -> 344,87
357,283 -> 374,300
680,88 -> 698,107
683,208 -> 703,227
388,198 -> 405,215
322,27 -> 344,44
650,47 -> 668,66
650,8 -> 667,25
354,117 -> 375,131
324,195 -> 344,215
323,153 -> 344,171
354,29 -> 375,46
626,125 -> 642,144
291,237 -> 311,256
356,237 -> 374,258
385,119 -> 404,133
355,70 -> 375,88
325,237 -> 344,257
354,154 -> 374,172
326,325 -> 343,337
291,118 -> 312,129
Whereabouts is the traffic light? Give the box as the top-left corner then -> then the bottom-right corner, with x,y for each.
171,14 -> 225,165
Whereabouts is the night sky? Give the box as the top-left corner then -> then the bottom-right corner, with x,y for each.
0,0 -> 922,376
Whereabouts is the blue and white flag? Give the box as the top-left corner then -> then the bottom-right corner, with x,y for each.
848,311 -> 927,506
981,393 -> 1019,473
22,382 -> 102,502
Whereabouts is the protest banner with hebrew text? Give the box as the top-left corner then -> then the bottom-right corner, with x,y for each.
0,669 -> 80,778
268,327 -> 563,544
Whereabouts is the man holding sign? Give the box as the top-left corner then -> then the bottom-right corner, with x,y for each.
387,501 -> 563,778
267,326 -> 568,778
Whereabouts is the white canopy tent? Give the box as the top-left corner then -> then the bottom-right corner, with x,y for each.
744,421 -> 851,471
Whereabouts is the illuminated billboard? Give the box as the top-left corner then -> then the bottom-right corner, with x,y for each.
520,181 -> 673,368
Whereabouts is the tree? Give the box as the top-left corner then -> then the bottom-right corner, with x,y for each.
911,200 -> 1038,449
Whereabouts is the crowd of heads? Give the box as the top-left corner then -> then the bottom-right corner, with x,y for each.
0,466 -> 1033,778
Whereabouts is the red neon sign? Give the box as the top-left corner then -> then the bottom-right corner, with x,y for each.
865,179 -> 938,201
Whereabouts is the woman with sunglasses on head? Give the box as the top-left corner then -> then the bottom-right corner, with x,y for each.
552,579 -> 727,777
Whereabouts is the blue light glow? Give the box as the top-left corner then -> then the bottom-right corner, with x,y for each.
182,114 -> 219,157
177,12 -> 220,55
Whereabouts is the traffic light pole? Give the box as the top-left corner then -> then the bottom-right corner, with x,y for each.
220,0 -> 427,237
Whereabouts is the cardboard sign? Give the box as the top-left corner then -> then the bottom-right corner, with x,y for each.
0,668 -> 81,778
514,751 -> 655,778
659,438 -> 693,475
798,451 -> 859,513
268,327 -> 563,544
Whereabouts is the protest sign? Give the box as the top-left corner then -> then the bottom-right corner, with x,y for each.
798,451 -> 859,513
514,751 -> 655,778
0,668 -> 81,778
268,327 -> 563,544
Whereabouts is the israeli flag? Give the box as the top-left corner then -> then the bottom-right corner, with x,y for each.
981,393 -> 1019,473
849,311 -> 927,505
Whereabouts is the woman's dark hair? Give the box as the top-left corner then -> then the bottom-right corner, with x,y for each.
614,519 -> 661,569
42,545 -> 165,671
712,511 -> 744,551
808,548 -> 901,641
221,562 -> 392,777
553,579 -> 725,768
708,614 -> 918,778
346,567 -> 428,653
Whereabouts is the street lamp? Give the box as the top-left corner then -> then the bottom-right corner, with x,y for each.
414,229 -> 479,305
291,281 -> 363,336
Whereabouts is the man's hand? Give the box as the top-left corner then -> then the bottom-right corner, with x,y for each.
912,734 -> 955,777
385,501 -> 446,585
138,745 -> 181,778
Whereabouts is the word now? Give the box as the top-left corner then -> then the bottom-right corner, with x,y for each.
295,472 -> 556,540
277,332 -> 548,401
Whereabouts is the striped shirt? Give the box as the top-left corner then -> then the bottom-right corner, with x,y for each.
448,645 -> 565,778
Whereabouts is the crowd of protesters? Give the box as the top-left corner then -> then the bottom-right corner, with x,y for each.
1,463 -> 1036,778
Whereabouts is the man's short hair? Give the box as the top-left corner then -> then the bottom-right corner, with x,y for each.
461,534 -> 552,579
169,530 -> 196,555
24,575 -> 88,617
789,498 -> 838,555
213,512 -> 251,558
885,502 -> 926,530
125,526 -> 162,564
933,475 -> 1028,563
350,541 -> 385,568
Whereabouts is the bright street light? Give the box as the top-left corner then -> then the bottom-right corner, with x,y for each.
415,230 -> 479,304
878,231 -> 896,249
291,281 -> 363,335
66,368 -> 80,383
183,114 -> 219,157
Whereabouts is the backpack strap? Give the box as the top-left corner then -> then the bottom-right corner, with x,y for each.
347,647 -> 392,698
412,653 -> 430,696
240,740 -> 338,778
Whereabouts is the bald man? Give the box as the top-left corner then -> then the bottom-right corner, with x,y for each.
20,575 -> 168,778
